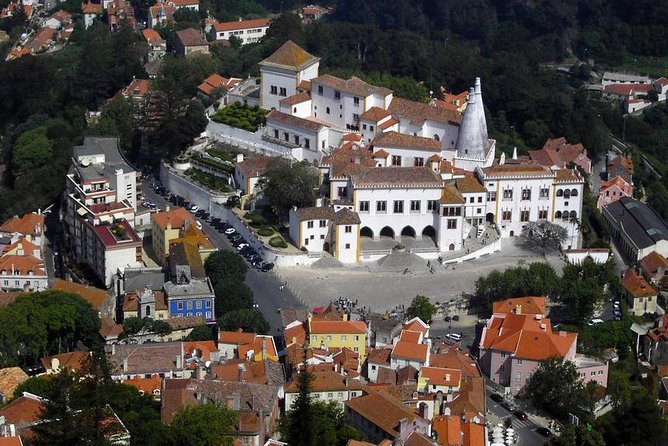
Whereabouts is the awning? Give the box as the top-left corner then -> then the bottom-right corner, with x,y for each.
99,215 -> 111,223
76,207 -> 88,217
113,212 -> 125,220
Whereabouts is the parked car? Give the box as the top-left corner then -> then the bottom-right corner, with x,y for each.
446,333 -> 462,341
230,235 -> 243,243
490,393 -> 504,403
224,228 -> 236,235
588,318 -> 604,326
452,315 -> 460,321
195,209 -> 206,217
260,262 -> 274,272
236,243 -> 250,251
501,400 -> 516,411
189,205 -> 200,213
536,427 -> 553,437
514,410 -> 528,420
444,316 -> 452,322
211,218 -> 221,225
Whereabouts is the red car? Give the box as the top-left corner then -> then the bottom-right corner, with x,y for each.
514,410 -> 528,420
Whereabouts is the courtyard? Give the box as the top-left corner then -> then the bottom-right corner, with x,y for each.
275,237 -> 565,315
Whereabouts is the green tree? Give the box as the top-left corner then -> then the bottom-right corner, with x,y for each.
213,278 -> 254,315
595,392 -> 668,446
548,424 -> 605,446
11,126 -> 54,179
185,325 -> 214,341
218,309 -> 270,334
12,375 -> 60,401
170,404 -> 237,446
204,250 -> 248,287
523,357 -> 585,421
258,159 -> 319,222
405,295 -> 436,323
520,221 -> 568,249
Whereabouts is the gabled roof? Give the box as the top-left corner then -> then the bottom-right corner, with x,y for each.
391,341 -> 428,362
294,206 -> 335,222
259,40 -> 319,71
0,393 -> 45,428
367,348 -> 391,365
600,175 -> 632,191
235,156 -> 274,178
284,320 -> 306,346
603,197 -> 668,249
219,329 -> 258,345
439,185 -> 465,205
0,254 -> 45,276
309,319 -> 367,335
360,106 -> 391,122
352,166 -> 442,188
40,351 -> 89,373
388,97 -> 462,126
372,131 -> 441,152
122,374 -> 162,395
0,213 -> 44,237
142,28 -> 164,44
0,367 -> 28,398
123,78 -> 150,98
267,109 -> 325,133
279,91 -> 311,106
640,251 -> 668,277
53,279 -> 108,310
453,176 -> 486,194
492,296 -> 546,316
81,1 -> 103,14
152,207 -> 195,231
284,370 -> 364,393
237,335 -> 278,360
622,268 -> 656,298
480,163 -> 553,179
333,208 -> 361,225
312,74 -> 392,97
419,366 -> 461,387
176,28 -> 207,47
344,389 -> 425,437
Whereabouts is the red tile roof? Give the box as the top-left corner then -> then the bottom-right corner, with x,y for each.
81,1 -> 103,14
391,341 -> 428,362
259,40 -> 319,71
0,213 -> 44,237
352,166 -> 443,188
122,374 -> 162,395
344,389 -> 425,437
176,28 -> 208,47
40,351 -> 89,373
142,28 -> 164,44
604,83 -> 653,96
53,278 -> 107,309
219,329 -> 258,345
622,268 -> 656,298
152,207 -> 195,231
235,156 -> 275,178
419,366 -> 461,387
123,78 -> 150,98
0,367 -> 28,399
0,254 -> 45,276
372,131 -> 441,152
492,296 -> 546,316
388,97 -> 462,126
600,175 -> 632,192
309,319 -> 367,334
213,17 -> 271,32
284,370 -> 364,393
0,393 -> 44,428
360,107 -> 391,122
640,251 -> 668,277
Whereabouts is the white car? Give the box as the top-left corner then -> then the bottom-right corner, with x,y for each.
236,243 -> 249,251
189,205 -> 200,213
195,221 -> 202,230
224,227 -> 236,235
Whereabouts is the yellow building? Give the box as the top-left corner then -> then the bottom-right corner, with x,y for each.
169,224 -> 216,263
417,366 -> 462,394
308,317 -> 367,361
151,207 -> 197,265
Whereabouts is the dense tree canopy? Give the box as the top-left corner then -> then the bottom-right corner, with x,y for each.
258,159 -> 319,221
219,309 -> 270,334
170,404 -> 238,446
524,358 -> 585,422
405,295 -> 437,323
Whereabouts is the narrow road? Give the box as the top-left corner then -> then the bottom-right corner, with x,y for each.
485,388 -> 549,446
141,182 -> 306,337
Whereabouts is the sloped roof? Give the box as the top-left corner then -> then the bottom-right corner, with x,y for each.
352,166 -> 442,188
344,389 -> 424,438
294,206 -> 335,222
640,251 -> 668,277
152,207 -> 195,231
600,175 -> 632,192
0,367 -> 28,398
213,17 -> 270,32
0,254 -> 45,276
235,156 -> 274,178
259,40 -> 319,71
603,197 -> 668,249
284,370 -> 364,393
279,91 -> 311,106
123,78 -> 150,98
480,164 -> 553,178
53,279 -> 108,310
391,341 -> 427,362
0,213 -> 44,237
622,268 -> 656,298
492,296 -> 546,316
310,319 -> 367,334
40,351 -> 89,373
312,74 -> 391,97
360,106 -> 391,122
388,97 -> 462,126
219,329 -> 258,345
372,131 -> 441,152
122,374 -> 162,395
454,176 -> 486,194
439,185 -> 465,205
333,208 -> 361,225
0,393 -> 45,428
367,348 -> 391,365
267,109 -> 325,133
142,28 -> 164,44
176,28 -> 208,47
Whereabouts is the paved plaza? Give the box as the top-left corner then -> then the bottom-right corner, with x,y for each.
275,238 -> 566,314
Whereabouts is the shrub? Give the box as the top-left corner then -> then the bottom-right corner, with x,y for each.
257,227 -> 274,237
244,212 -> 267,227
269,236 -> 288,248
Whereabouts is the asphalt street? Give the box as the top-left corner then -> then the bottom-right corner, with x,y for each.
141,182 -> 306,338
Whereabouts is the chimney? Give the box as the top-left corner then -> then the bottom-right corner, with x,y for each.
176,354 -> 182,369
261,337 -> 267,360
165,205 -> 170,212
233,392 -> 241,410
112,344 -> 116,355
122,358 -> 128,373
238,16 -> 242,21
540,323 -> 546,331
183,220 -> 190,231
236,153 -> 244,163
226,395 -> 235,409
237,363 -> 245,382
515,304 -> 522,315
197,364 -> 206,380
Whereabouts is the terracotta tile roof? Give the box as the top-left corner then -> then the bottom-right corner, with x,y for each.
439,185 -> 465,205
388,97 -> 462,126
152,207 -> 195,231
492,296 -> 546,316
360,107 -> 391,122
332,208 -> 361,225
554,168 -> 582,182
373,149 -> 389,158
480,313 -> 576,361
640,251 -> 668,277
219,329 -> 258,345
309,319 -> 367,334
481,163 -> 553,178
259,40 -> 319,71
235,156 -> 274,178
284,320 -> 306,346
344,389 -> 424,437
0,254 -> 45,276
123,78 -> 150,98
419,366 -> 461,387
600,175 -> 632,192
0,213 -> 44,237
2,238 -> 39,256
427,154 -> 442,162
379,118 -> 398,130
342,133 -> 363,142
399,330 -> 421,343
622,268 -> 656,298
391,341 -> 427,362
149,3 -> 175,21
447,375 -> 485,417
603,83 -> 653,96
312,74 -> 392,97
294,206 -> 335,222
211,360 -> 284,386
0,367 -> 28,398
0,437 -> 23,446
372,131 -> 441,152
142,28 -> 164,44
53,278 -> 108,310
267,109 -> 326,133
122,374 -> 162,395
40,351 -> 89,373
285,370 -> 364,393
213,17 -> 270,32
429,347 -> 479,378
353,166 -> 442,188
107,342 -> 185,375
176,28 -> 208,47
608,155 -> 634,174
81,1 -> 103,14
170,0 -> 199,6
367,348 -> 391,365
99,317 -> 123,339
324,145 -> 376,179
0,393 -> 45,428
454,176 -> 486,194
396,365 -> 418,385
237,335 -> 278,361
122,289 -> 167,312
298,80 -> 311,91
279,91 -> 311,106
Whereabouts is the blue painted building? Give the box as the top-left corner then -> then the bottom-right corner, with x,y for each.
164,265 -> 215,323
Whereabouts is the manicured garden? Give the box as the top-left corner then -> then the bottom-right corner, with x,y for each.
210,103 -> 268,132
185,168 -> 232,192
193,156 -> 234,174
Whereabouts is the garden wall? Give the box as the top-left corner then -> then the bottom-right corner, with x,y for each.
206,121 -> 292,158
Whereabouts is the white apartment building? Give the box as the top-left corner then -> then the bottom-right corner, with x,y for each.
265,110 -> 330,163
259,40 -> 320,111
288,207 -> 361,263
210,18 -> 270,45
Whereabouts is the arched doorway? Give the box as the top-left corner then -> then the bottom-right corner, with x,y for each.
400,226 -> 416,238
323,242 -> 330,252
379,226 -> 395,239
509,231 -> 515,237
360,226 -> 374,239
449,244 -> 455,251
486,213 -> 494,224
422,225 -> 436,239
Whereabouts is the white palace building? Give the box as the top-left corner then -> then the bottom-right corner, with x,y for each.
249,41 -> 584,263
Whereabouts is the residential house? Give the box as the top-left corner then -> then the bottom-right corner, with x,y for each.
298,4 -> 331,24
151,207 -> 197,264
0,249 -> 47,292
390,332 -> 430,371
491,296 -> 546,316
44,10 -> 72,29
234,155 -> 274,195
0,212 -> 44,247
147,2 -> 175,28
174,28 -> 209,57
284,370 -> 364,411
0,392 -> 45,438
603,197 -> 668,263
197,73 -> 240,100
621,268 -> 658,316
640,251 -> 668,286
367,314 -> 402,348
168,0 -> 199,11
529,137 -> 592,174
106,0 -> 135,31
601,72 -> 652,86
0,367 -> 28,404
209,359 -> 285,389
308,317 -> 367,360
163,265 -> 215,323
142,28 -> 166,62
218,330 -> 279,362
40,351 -> 90,375
431,415 -> 485,446
597,175 -> 633,210
122,375 -> 163,400
607,154 -> 633,184
122,286 -> 169,320
81,1 -> 103,28
210,18 -> 271,45
259,40 -> 320,111
416,367 -> 462,394
265,109 -> 329,163
366,348 -> 392,383
107,342 -> 194,380
344,388 -> 431,443
91,220 -> 143,286
122,78 -> 150,101
641,315 -> 668,366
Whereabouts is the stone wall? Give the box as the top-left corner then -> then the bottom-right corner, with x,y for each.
206,121 -> 292,158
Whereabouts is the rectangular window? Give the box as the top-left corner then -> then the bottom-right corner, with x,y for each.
353,97 -> 360,106
539,187 -> 549,199
359,201 -> 370,212
354,336 -> 359,341
369,126 -> 374,131
319,220 -> 327,228
187,301 -> 192,310
206,311 -> 212,319
273,129 -> 279,138
362,124 -> 367,130
414,157 -> 424,166
345,243 -> 350,249
469,197 -> 475,203
517,359 -> 523,364
206,300 -> 212,308
503,189 -> 513,200
270,85 -> 277,94
538,210 -> 548,220
196,301 -> 202,309
391,155 -> 402,166
177,302 -> 183,310
520,210 -> 530,222
488,191 -> 496,202
341,335 -> 347,341
326,336 -> 332,341
334,90 -> 341,100
447,219 -> 457,229
377,201 -> 387,213
502,210 -> 512,221
307,221 -> 314,229
284,132 -> 289,142
304,138 -> 310,149
345,225 -> 352,233
318,85 -> 323,95
320,234 -> 325,239
410,200 -> 421,212
521,189 -> 531,200
353,113 -> 360,121
312,335 -> 317,341
427,200 -> 439,212
294,135 -> 300,145
327,393 -> 333,398
304,238 -> 309,246
393,200 -> 404,214
280,87 -> 286,96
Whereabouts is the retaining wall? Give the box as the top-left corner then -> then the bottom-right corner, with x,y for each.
206,121 -> 292,158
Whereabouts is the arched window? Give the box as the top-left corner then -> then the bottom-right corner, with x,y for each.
555,211 -> 562,219
433,134 -> 440,141
563,213 -> 570,220
556,189 -> 563,197
571,189 -> 579,196
570,210 -> 577,219
145,305 -> 151,317
564,190 -> 571,199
